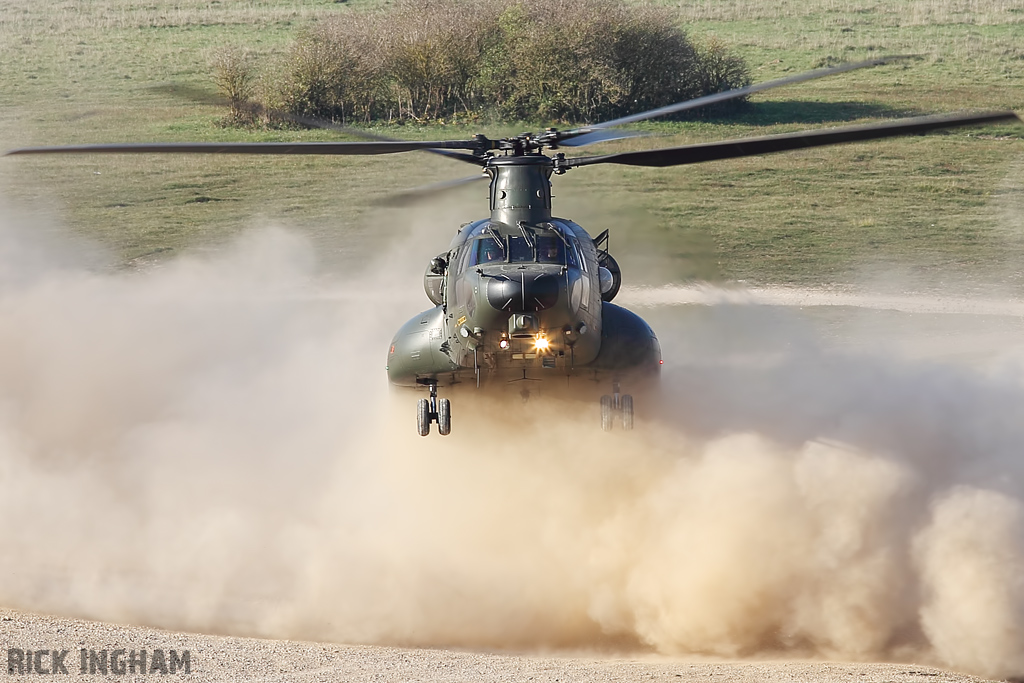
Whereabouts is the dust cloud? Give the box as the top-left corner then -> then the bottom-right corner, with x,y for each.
1,198 -> 1024,680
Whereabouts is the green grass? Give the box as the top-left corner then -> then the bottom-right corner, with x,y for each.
1,0 -> 1022,288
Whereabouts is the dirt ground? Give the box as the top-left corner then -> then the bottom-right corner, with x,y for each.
0,607 -> 987,683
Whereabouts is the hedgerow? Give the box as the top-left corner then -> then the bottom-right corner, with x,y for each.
215,0 -> 751,125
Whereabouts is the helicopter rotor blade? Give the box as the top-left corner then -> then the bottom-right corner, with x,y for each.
557,129 -> 646,147
284,118 -> 486,165
565,111 -> 1021,169
4,140 -> 486,157
148,83 -> 488,166
282,114 -> 485,163
276,113 -> 485,164
374,174 -> 489,207
557,54 -> 917,143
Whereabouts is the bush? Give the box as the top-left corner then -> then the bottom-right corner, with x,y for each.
277,19 -> 386,123
382,1 -> 495,121
694,35 -> 753,113
476,0 -> 722,122
240,0 -> 751,126
209,46 -> 258,125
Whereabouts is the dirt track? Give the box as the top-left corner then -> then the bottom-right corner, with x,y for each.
0,607 -> 985,683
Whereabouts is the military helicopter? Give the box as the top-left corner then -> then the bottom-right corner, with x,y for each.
5,56 -> 1020,436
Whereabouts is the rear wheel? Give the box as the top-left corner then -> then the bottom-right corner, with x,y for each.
600,395 -> 614,432
416,398 -> 430,437
437,398 -> 451,436
621,394 -> 634,431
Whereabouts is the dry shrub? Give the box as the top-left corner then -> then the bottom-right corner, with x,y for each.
277,20 -> 386,123
249,0 -> 751,125
383,0 -> 495,121
477,0 -> 722,122
209,46 -> 258,125
692,35 -> 753,115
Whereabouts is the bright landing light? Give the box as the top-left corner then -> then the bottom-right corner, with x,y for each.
533,335 -> 550,351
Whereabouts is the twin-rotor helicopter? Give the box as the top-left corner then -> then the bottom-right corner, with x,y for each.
6,56 -> 1020,435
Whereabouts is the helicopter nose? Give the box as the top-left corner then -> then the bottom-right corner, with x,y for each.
486,273 -> 559,312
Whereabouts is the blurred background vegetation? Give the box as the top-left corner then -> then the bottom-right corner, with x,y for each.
0,0 -> 1021,290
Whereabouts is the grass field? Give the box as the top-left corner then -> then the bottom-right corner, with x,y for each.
1,0 -> 1022,289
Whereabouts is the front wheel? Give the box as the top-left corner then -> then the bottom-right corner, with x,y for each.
600,395 -> 614,432
621,394 -> 634,430
416,398 -> 430,437
437,398 -> 451,436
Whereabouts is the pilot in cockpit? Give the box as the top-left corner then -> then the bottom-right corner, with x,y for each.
476,238 -> 503,264
537,237 -> 564,264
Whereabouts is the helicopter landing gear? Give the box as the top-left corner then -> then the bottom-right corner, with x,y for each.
417,398 -> 430,436
600,381 -> 633,432
437,396 -> 452,436
621,393 -> 634,430
415,379 -> 451,437
600,395 -> 614,431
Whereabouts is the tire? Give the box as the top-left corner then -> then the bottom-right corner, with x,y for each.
600,395 -> 614,432
621,394 -> 634,431
437,398 -> 451,436
416,398 -> 430,437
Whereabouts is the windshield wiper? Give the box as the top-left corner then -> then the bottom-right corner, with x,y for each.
539,222 -> 571,248
516,221 -> 536,250
484,223 -> 505,253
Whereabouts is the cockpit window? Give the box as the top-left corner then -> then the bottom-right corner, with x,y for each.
564,237 -> 581,269
465,224 -> 579,266
507,235 -> 533,262
535,235 -> 565,264
470,237 -> 504,266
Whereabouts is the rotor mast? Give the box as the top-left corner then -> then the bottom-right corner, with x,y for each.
487,155 -> 554,226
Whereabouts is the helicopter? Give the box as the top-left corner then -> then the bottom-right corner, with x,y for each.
5,56 -> 1020,436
